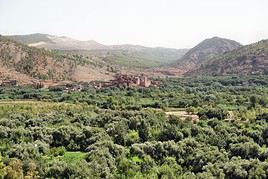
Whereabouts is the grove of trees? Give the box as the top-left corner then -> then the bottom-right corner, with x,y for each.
1,75 -> 268,178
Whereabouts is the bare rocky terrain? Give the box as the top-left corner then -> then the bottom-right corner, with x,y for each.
0,36 -> 113,84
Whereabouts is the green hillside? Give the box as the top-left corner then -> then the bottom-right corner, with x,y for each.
62,48 -> 187,68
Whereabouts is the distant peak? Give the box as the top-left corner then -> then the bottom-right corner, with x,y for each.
210,36 -> 222,39
206,36 -> 227,41
27,33 -> 49,36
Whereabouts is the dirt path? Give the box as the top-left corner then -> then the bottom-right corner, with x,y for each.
0,100 -> 44,104
0,100 -> 76,106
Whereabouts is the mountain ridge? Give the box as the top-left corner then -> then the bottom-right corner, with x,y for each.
6,33 -> 187,68
7,33 -> 107,50
6,33 -> 186,51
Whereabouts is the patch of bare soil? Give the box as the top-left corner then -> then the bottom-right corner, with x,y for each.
165,111 -> 199,122
0,65 -> 35,85
71,65 -> 114,82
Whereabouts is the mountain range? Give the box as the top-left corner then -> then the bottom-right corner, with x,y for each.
7,33 -> 187,68
1,33 -> 268,85
7,33 -> 106,50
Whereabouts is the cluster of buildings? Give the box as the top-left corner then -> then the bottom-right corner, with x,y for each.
90,74 -> 156,89
0,74 -> 158,90
48,74 -> 157,90
0,80 -> 17,87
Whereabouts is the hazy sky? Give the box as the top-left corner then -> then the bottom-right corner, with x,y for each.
0,0 -> 267,48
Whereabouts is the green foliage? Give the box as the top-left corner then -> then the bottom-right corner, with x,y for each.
1,76 -> 268,178
0,154 -> 6,178
62,152 -> 87,163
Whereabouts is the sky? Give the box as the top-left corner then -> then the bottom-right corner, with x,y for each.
0,0 -> 267,48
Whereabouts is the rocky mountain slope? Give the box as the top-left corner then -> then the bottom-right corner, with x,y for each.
177,37 -> 242,71
187,39 -> 268,76
0,36 -> 76,83
0,36 -> 113,84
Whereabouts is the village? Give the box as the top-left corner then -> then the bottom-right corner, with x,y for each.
0,74 -> 159,91
90,74 -> 159,89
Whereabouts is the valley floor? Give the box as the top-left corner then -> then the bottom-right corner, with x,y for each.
1,75 -> 268,178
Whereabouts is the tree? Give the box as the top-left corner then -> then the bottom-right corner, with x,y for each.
117,158 -> 140,178
24,160 -> 39,179
138,121 -> 149,142
4,159 -> 24,179
230,142 -> 260,159
0,154 -> 6,178
249,95 -> 259,108
126,130 -> 140,146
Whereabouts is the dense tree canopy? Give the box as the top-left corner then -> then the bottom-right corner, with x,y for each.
1,75 -> 268,178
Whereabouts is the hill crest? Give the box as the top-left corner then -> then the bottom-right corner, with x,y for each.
187,39 -> 268,76
176,36 -> 242,71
